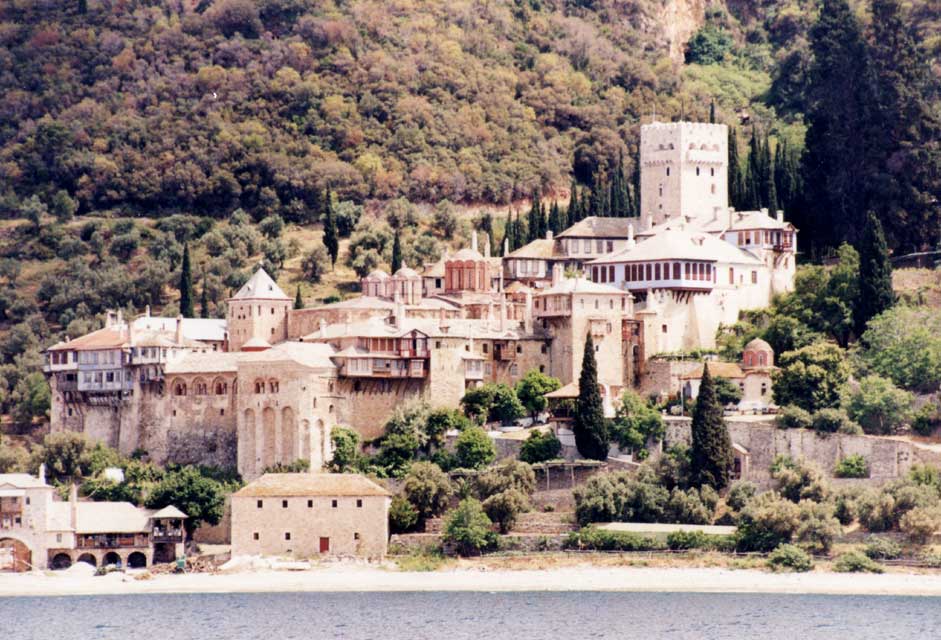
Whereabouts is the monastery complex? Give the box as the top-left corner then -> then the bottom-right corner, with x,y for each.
42,122 -> 797,481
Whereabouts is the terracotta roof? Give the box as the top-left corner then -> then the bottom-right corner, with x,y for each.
234,473 -> 391,498
0,473 -> 53,489
506,238 -> 559,260
450,248 -> 485,261
556,216 -> 633,239
545,381 -> 579,398
74,501 -> 154,534
150,505 -> 188,519
47,327 -> 127,352
680,362 -> 745,380
133,317 -> 227,343
230,268 -> 290,301
698,209 -> 796,233
164,351 -> 242,374
744,338 -> 773,352
240,342 -> 337,369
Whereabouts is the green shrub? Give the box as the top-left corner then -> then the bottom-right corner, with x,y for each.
665,530 -> 731,551
772,456 -> 830,503
909,463 -> 940,487
912,404 -> 940,437
476,459 -> 535,499
811,408 -> 857,435
402,461 -> 453,524
519,430 -> 562,463
564,527 -> 666,552
776,405 -> 812,430
863,537 -> 902,560
454,427 -> 496,469
899,506 -> 941,544
735,492 -> 801,552
389,495 -> 419,534
833,551 -> 884,573
834,454 -> 869,478
795,501 -> 841,554
767,544 -> 813,572
726,480 -> 758,512
443,498 -> 497,556
832,489 -> 859,526
482,488 -> 529,534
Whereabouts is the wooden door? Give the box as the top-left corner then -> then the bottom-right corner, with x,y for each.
319,537 -> 330,553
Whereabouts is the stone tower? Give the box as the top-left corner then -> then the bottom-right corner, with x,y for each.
639,121 -> 728,229
226,268 -> 291,351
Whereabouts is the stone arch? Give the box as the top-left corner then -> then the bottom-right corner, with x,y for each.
268,379 -> 280,393
103,551 -> 121,567
262,407 -> 276,470
300,419 -> 311,462
213,377 -> 228,395
254,379 -> 265,394
0,536 -> 32,572
193,377 -> 208,395
76,553 -> 97,567
171,379 -> 187,396
281,407 -> 296,463
50,552 -> 72,570
242,408 -> 256,474
127,552 -> 147,569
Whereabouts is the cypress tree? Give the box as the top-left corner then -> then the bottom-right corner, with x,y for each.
323,189 -> 339,267
709,100 -> 716,124
764,134 -> 779,213
178,244 -> 194,318
690,363 -> 733,490
573,333 -> 608,460
78,0 -> 87,14
567,179 -> 579,225
801,0 -> 874,255
294,286 -> 304,310
728,127 -> 743,209
391,229 -> 402,272
746,128 -> 763,210
548,201 -> 561,235
854,211 -> 894,334
199,270 -> 209,319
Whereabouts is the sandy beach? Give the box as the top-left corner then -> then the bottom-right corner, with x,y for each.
4,564 -> 941,598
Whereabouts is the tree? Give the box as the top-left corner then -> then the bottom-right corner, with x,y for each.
689,363 -> 732,490
30,432 -> 91,484
854,211 -> 893,335
200,272 -> 210,319
146,466 -> 225,537
20,195 -> 46,230
840,375 -> 914,435
389,495 -> 419,534
294,286 -> 303,310
178,243 -> 194,318
519,430 -> 562,464
454,427 -> 496,469
301,244 -> 329,283
50,190 -> 77,222
713,377 -> 743,407
322,190 -> 339,267
799,0 -> 874,255
573,333 -> 608,460
329,426 -> 360,472
609,390 -> 663,455
11,372 -> 50,429
443,498 -> 495,555
728,127 -> 744,210
860,306 -> 941,392
773,341 -> 850,412
460,386 -> 495,424
391,228 -> 402,272
482,488 -> 529,534
514,369 -> 561,418
402,461 -> 453,525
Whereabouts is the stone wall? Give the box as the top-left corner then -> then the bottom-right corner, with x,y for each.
638,358 -> 700,399
660,417 -> 941,487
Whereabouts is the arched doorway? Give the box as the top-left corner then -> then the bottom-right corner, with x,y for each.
103,551 -> 121,567
0,538 -> 31,572
76,553 -> 97,567
50,552 -> 72,570
127,552 -> 147,569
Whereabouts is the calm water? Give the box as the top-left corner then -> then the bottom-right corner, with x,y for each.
3,591 -> 940,640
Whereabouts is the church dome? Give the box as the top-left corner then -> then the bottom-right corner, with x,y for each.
744,338 -> 772,352
394,266 -> 420,279
365,269 -> 390,281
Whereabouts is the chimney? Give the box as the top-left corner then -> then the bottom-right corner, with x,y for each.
69,483 -> 78,530
471,231 -> 478,254
38,463 -> 46,485
393,290 -> 405,328
760,207 -> 768,216
627,223 -> 636,250
145,304 -> 151,318
503,238 -> 509,256
105,310 -> 115,328
499,294 -> 507,332
318,318 -> 327,335
776,210 -> 784,223
484,236 -> 491,258
116,309 -> 123,329
523,290 -> 533,334
546,230 -> 553,241
175,315 -> 183,345
551,263 -> 563,286
128,317 -> 134,347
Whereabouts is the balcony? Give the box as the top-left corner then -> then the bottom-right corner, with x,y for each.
493,345 -> 516,361
152,528 -> 185,544
623,277 -> 713,292
341,359 -> 427,379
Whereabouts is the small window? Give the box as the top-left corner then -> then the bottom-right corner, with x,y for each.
696,167 -> 700,176
257,500 -> 263,509
308,500 -> 313,508
253,532 -> 259,541
482,344 -> 488,354
56,533 -> 62,542
172,410 -> 177,417
282,500 -> 288,508
356,499 -> 363,508
25,497 -> 30,505
516,345 -> 522,354
435,341 -> 441,349
354,532 -> 360,541
540,344 -> 547,354
285,532 -> 291,540
662,324 -> 668,334
332,499 -> 338,508
220,409 -> 225,416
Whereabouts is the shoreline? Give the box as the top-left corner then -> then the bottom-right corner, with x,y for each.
5,565 -> 941,598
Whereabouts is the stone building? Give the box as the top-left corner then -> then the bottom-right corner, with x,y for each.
0,470 -> 186,572
231,473 -> 391,560
680,341 -> 776,411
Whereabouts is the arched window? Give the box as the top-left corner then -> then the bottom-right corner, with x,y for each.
173,381 -> 187,396
194,379 -> 208,395
214,379 -> 228,395
758,353 -> 767,366
254,380 -> 265,394
269,380 -> 280,393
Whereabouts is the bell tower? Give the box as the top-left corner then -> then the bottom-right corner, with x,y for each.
226,268 -> 291,351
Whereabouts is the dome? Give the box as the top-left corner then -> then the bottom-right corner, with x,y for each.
450,248 -> 484,262
364,269 -> 390,281
744,338 -> 772,353
394,266 -> 420,279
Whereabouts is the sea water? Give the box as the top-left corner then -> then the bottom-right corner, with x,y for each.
3,591 -> 939,640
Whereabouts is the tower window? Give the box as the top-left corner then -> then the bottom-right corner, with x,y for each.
710,168 -> 715,177
696,167 -> 700,176
666,167 -> 670,176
